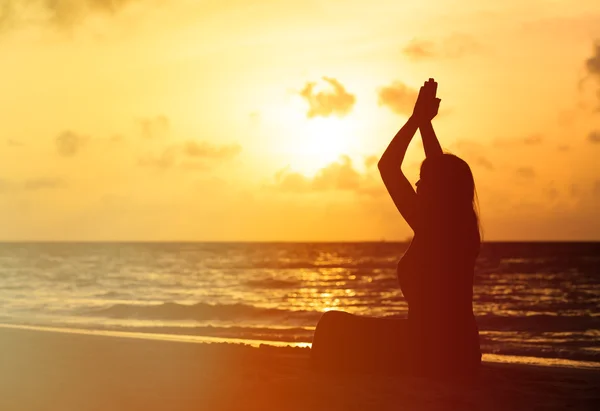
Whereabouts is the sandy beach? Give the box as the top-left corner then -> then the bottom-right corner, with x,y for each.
0,327 -> 597,411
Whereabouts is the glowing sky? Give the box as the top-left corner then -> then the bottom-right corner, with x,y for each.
1,0 -> 599,241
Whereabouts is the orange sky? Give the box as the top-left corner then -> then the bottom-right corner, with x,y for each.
1,0 -> 599,241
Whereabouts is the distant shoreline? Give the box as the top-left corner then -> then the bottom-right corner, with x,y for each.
0,240 -> 599,244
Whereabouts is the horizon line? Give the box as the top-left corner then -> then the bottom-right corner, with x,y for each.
0,240 -> 599,243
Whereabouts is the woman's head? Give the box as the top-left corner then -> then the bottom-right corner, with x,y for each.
417,154 -> 475,206
417,153 -> 481,242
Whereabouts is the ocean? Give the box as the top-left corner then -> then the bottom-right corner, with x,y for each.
0,242 -> 598,364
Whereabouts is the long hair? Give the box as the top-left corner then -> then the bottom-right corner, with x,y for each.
419,154 -> 482,249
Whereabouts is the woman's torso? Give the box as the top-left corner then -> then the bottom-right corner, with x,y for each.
397,229 -> 481,367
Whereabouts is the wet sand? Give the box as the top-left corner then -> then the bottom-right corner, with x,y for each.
0,327 -> 598,411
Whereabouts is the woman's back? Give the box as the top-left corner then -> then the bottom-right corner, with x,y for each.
398,227 -> 478,317
398,226 -> 481,375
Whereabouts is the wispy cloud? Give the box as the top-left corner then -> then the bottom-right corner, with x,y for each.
364,155 -> 378,169
0,0 -> 139,30
139,141 -> 242,171
300,77 -> 356,118
7,138 -> 24,147
272,156 -> 384,197
273,156 -> 362,193
139,115 -> 170,139
183,141 -> 241,159
586,41 -> 600,80
403,34 -> 482,60
449,140 -> 494,171
23,178 -> 67,190
56,130 -> 88,157
377,81 -> 418,116
493,134 -> 544,147
474,156 -> 494,170
273,169 -> 311,193
581,41 -> 600,110
0,177 -> 67,192
138,146 -> 178,170
403,39 -> 436,60
516,167 -> 536,179
312,156 -> 361,191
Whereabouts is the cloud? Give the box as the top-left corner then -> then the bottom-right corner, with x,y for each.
274,157 -> 361,193
139,141 -> 242,170
586,42 -> 600,78
364,155 -> 378,169
522,134 -> 543,145
446,139 -> 494,171
515,167 -> 536,179
273,168 -> 311,193
0,1 -> 17,32
403,34 -> 482,60
312,156 -> 361,191
588,130 -> 600,143
272,156 -> 384,197
582,41 -> 600,109
7,138 -> 24,147
0,0 -> 138,30
474,156 -> 494,170
139,115 -> 170,139
56,130 -> 88,156
403,39 -> 436,60
274,156 -> 361,193
377,81 -> 418,115
299,77 -> 356,118
493,134 -> 544,147
0,177 -> 66,192
138,146 -> 177,169
183,141 -> 242,159
23,178 -> 67,190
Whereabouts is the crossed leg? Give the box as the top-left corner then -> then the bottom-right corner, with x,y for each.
310,311 -> 411,375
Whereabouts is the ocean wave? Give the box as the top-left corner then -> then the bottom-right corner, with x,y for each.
88,302 -> 323,323
244,278 -> 300,289
477,314 -> 599,332
86,324 -> 314,343
479,342 -> 600,363
232,261 -> 399,270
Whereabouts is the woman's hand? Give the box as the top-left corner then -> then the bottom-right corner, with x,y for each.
416,79 -> 444,158
412,78 -> 441,122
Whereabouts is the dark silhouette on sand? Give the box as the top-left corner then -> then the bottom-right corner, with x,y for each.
311,78 -> 482,379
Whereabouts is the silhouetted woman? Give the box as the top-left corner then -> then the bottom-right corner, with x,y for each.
311,78 -> 481,379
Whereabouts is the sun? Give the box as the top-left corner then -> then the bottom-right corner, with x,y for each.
285,116 -> 357,176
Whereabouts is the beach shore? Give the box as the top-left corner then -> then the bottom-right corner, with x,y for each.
0,327 -> 597,411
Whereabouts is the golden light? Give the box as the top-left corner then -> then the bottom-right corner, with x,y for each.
285,116 -> 358,176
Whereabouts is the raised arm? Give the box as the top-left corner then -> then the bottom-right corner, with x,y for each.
420,121 -> 443,158
419,78 -> 443,158
378,115 -> 421,231
378,79 -> 442,231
